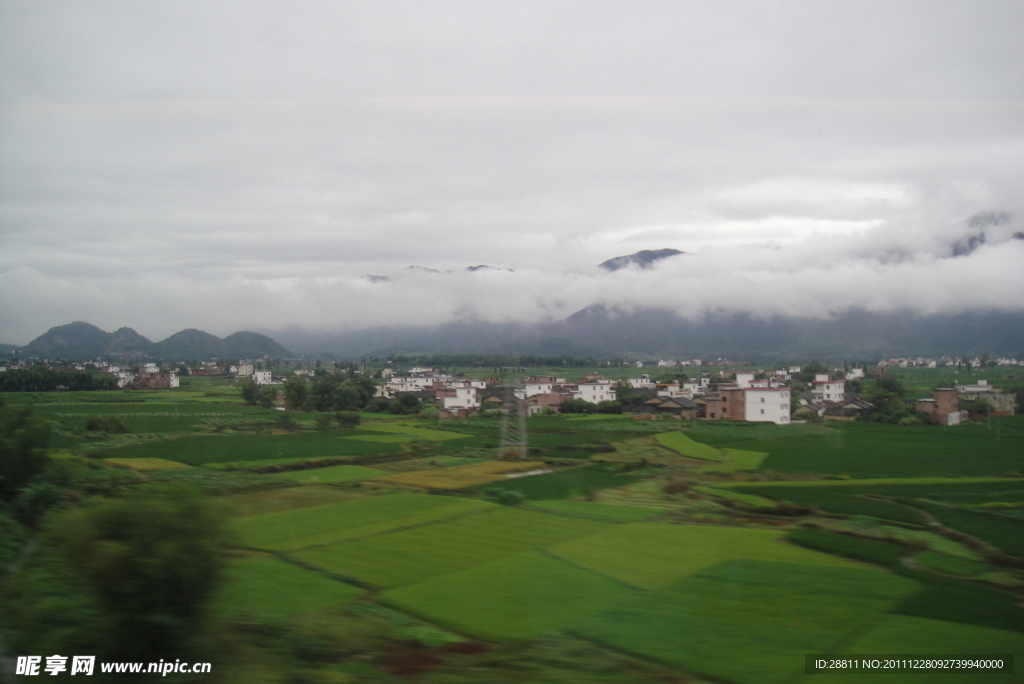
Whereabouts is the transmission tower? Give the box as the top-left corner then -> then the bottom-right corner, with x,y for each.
497,360 -> 528,459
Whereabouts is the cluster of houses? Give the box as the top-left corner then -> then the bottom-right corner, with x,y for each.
877,356 -> 1023,369
97,362 -> 180,389
914,380 -> 1018,426
374,367 -> 836,424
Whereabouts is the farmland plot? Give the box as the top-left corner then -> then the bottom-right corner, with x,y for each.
294,508 -> 609,588
574,560 -> 918,684
374,460 -> 547,489
273,464 -> 388,484
216,556 -> 365,618
236,493 -> 496,550
549,523 -> 850,589
382,551 -> 639,641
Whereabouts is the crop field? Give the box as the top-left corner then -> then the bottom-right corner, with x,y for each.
825,616 -> 1024,683
574,560 -> 918,684
95,430 -> 405,465
903,500 -> 1024,557
236,493 -> 497,550
357,422 -> 472,441
216,556 -> 365,618
373,460 -> 547,489
222,485 -> 363,517
293,508 -> 609,588
468,464 -> 640,500
272,464 -> 389,484
654,431 -> 722,461
745,422 -> 1024,478
525,500 -> 666,522
548,523 -> 850,589
382,551 -> 640,641
103,457 -> 192,471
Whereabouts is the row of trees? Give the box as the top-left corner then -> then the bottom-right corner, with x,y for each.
0,367 -> 119,392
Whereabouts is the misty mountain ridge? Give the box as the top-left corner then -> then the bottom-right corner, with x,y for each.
267,307 -> 1024,361
16,322 -> 290,361
599,248 -> 685,271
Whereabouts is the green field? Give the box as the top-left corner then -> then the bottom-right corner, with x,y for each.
654,431 -> 723,461
469,465 -> 639,500
236,493 -> 497,550
271,464 -> 389,484
549,523 -> 851,589
294,508 -> 609,588
96,430 -> 405,465
382,551 -> 639,641
216,556 -> 365,618
575,560 -> 919,684
526,500 -> 666,522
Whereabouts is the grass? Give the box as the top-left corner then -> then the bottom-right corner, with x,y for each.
653,431 -> 723,461
692,486 -> 777,508
915,551 -> 995,577
548,523 -> 852,590
293,508 -> 609,588
698,447 -> 769,472
272,465 -> 389,484
525,500 -> 665,522
904,500 -> 1024,557
468,465 -> 639,500
828,616 -> 1024,683
748,425 -> 1024,478
357,422 -> 471,441
95,430 -> 404,465
216,556 -> 365,618
236,493 -> 497,551
573,560 -> 916,684
223,486 -> 365,517
788,528 -> 908,568
373,460 -> 548,489
741,486 -> 928,525
102,457 -> 192,471
381,551 -> 639,641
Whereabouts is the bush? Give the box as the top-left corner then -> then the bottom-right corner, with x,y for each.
275,412 -> 300,432
315,413 -> 332,430
335,411 -> 361,428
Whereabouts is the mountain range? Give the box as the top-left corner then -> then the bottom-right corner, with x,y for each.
266,307 -> 1024,362
11,322 -> 290,361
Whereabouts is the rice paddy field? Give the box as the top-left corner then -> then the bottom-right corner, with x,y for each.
7,384 -> 1024,683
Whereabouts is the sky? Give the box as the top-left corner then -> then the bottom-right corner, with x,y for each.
1,0 -> 1023,344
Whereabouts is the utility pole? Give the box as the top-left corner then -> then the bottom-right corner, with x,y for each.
497,356 -> 528,459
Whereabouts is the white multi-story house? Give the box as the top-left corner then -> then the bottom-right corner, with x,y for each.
734,371 -> 755,388
115,372 -> 135,388
169,372 -> 179,389
525,381 -> 555,397
627,374 -> 656,389
576,382 -> 616,404
439,387 -> 480,410
253,370 -> 272,385
744,388 -> 791,424
846,368 -> 865,380
811,379 -> 845,402
236,363 -> 254,377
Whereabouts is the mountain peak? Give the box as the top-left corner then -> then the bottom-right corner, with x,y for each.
599,248 -> 685,271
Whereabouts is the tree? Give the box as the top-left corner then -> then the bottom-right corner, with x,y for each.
282,376 -> 308,411
0,405 -> 51,501
58,488 -> 231,660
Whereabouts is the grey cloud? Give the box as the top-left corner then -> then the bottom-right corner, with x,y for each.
1,2 -> 1023,343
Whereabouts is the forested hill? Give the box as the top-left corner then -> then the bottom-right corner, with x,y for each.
13,322 -> 290,361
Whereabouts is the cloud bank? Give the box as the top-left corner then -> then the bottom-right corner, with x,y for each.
1,1 -> 1023,343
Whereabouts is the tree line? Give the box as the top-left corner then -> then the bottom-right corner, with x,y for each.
0,367 -> 119,392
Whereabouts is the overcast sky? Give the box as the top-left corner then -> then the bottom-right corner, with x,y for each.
2,0 -> 1023,344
